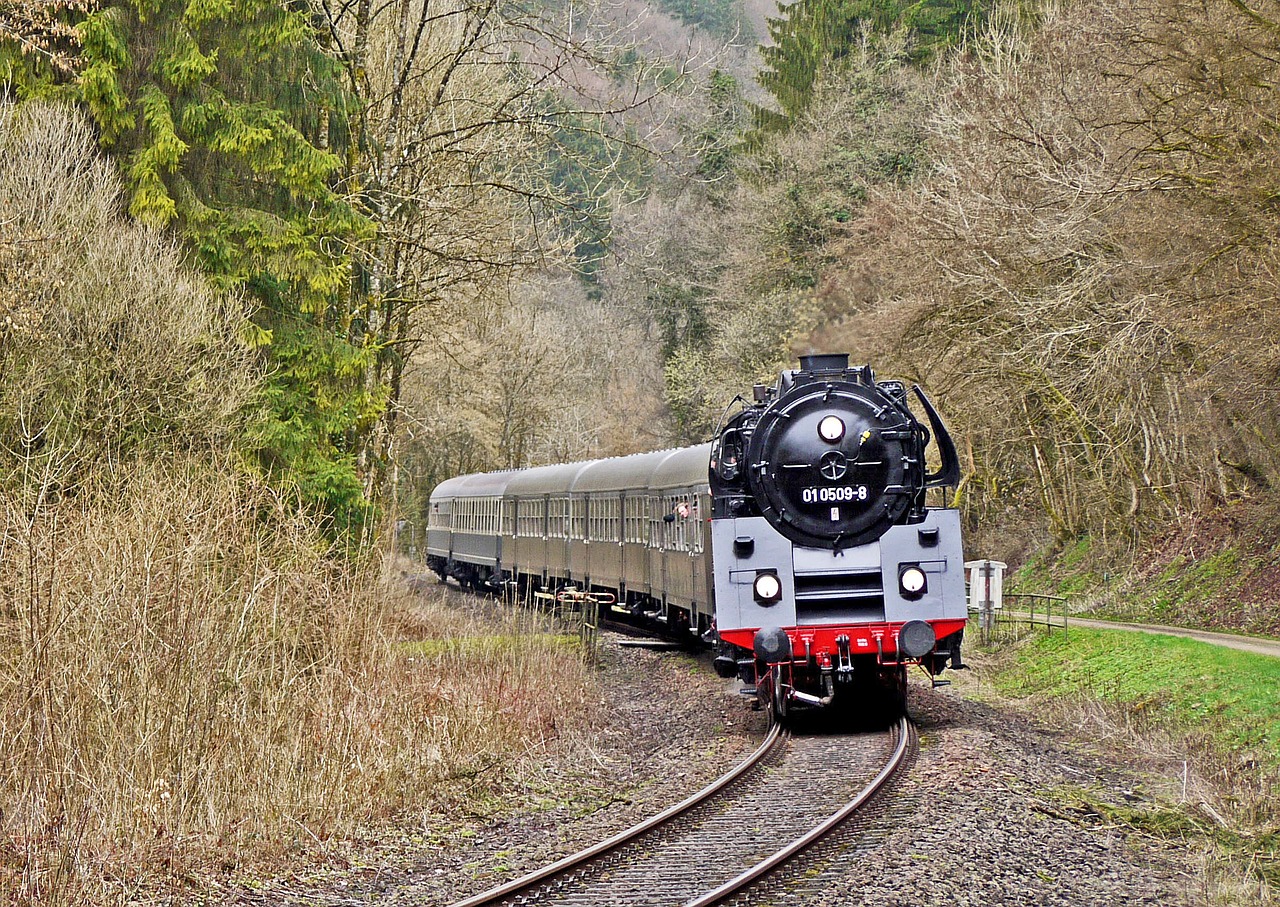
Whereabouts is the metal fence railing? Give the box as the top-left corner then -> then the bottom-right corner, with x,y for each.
1006,592 -> 1070,635
967,591 -> 1069,644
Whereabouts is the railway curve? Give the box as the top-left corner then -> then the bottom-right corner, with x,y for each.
448,718 -> 912,907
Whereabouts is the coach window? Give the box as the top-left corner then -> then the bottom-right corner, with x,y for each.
571,497 -> 584,540
690,497 -> 703,554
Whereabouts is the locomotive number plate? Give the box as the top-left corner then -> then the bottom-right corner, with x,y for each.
801,485 -> 868,504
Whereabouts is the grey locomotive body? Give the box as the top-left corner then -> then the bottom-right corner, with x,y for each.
708,354 -> 967,718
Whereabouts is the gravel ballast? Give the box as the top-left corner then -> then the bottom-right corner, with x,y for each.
227,634 -> 1207,907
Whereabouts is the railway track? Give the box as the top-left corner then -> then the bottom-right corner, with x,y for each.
449,716 -> 914,907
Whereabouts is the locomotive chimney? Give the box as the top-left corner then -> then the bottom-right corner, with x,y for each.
799,353 -> 850,373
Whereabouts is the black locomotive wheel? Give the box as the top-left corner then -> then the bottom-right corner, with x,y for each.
771,665 -> 788,724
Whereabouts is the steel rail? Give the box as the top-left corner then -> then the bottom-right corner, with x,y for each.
447,721 -> 786,907
681,715 -> 912,907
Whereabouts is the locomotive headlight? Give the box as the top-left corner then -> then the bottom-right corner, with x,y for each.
818,415 -> 845,443
899,565 -> 928,598
753,571 -> 783,605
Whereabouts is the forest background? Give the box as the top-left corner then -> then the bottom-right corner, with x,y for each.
4,0 -> 1280,901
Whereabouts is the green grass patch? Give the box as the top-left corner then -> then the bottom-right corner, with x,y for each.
1144,548 -> 1244,619
995,627 -> 1280,765
1010,535 -> 1101,597
1044,786 -> 1280,885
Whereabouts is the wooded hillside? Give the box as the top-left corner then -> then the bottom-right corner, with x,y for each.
587,0 -> 1280,578
4,0 -> 1280,899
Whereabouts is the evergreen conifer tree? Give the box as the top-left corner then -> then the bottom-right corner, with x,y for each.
3,0 -> 380,534
751,0 -> 987,137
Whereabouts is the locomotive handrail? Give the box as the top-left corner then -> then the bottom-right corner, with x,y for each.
555,588 -> 616,606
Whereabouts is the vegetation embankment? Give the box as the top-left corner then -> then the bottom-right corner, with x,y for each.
1007,497 -> 1280,637
974,624 -> 1280,897
2,0 -> 693,897
0,103 -> 598,905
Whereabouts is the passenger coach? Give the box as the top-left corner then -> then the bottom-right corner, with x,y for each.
426,445 -> 715,638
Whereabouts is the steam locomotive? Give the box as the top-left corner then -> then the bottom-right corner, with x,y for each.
426,354 -> 967,719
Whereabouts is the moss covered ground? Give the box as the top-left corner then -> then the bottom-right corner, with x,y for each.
994,626 -> 1280,765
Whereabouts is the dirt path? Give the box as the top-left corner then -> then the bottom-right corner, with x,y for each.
1068,616 -> 1280,658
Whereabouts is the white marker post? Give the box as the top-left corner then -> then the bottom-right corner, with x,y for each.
965,559 -> 1007,645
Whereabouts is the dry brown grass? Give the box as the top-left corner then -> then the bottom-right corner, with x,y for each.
0,465 -> 598,905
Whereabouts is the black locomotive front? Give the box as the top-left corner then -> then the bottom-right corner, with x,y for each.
709,353 -> 966,720
711,354 -> 958,549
